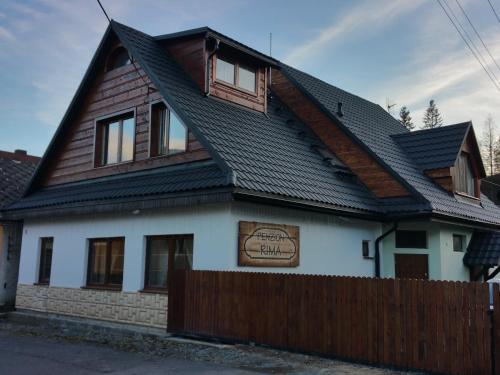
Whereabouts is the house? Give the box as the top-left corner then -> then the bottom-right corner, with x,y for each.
2,21 -> 500,329
482,173 -> 500,205
0,149 -> 40,311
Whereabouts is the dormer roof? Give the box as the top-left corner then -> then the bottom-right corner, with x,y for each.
392,122 -> 486,176
155,26 -> 278,67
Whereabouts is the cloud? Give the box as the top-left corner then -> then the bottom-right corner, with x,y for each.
283,0 -> 426,66
363,0 -> 500,135
0,26 -> 14,41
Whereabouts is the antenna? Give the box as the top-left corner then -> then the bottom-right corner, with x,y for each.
269,32 -> 272,57
386,97 -> 397,114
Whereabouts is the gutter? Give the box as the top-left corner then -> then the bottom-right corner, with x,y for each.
375,223 -> 398,278
204,36 -> 220,96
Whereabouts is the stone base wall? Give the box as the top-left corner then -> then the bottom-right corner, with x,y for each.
16,284 -> 168,328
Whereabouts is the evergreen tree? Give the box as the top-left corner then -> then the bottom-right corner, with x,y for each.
399,106 -> 414,130
422,100 -> 443,129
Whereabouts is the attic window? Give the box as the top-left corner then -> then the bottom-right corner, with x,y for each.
150,102 -> 187,157
107,47 -> 131,72
215,57 -> 256,93
455,152 -> 476,197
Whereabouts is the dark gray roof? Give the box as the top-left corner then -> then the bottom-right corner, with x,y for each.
0,152 -> 39,209
8,22 -> 500,227
7,161 -> 227,211
280,65 -> 500,226
111,21 -> 382,215
463,231 -> 500,267
392,122 -> 471,171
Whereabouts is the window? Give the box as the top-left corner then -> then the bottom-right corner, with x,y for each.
150,102 -> 187,157
144,235 -> 193,290
238,65 -> 256,92
95,112 -> 135,166
87,238 -> 124,289
215,57 -> 256,93
107,47 -> 131,71
395,230 -> 427,249
362,240 -> 370,258
455,152 -> 476,196
215,58 -> 235,85
453,234 -> 466,252
38,237 -> 53,284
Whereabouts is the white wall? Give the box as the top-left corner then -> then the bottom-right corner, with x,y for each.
438,223 -> 471,281
18,202 -> 382,292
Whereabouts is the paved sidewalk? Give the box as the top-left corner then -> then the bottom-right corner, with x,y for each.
0,321 -> 426,374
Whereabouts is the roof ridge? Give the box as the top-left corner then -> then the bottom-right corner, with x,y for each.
392,121 -> 471,138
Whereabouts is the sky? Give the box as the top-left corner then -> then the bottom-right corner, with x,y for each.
1,0 -> 500,157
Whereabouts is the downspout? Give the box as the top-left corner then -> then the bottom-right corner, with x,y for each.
375,222 -> 398,278
205,37 -> 220,96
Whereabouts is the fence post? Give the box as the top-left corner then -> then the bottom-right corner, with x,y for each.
493,283 -> 500,375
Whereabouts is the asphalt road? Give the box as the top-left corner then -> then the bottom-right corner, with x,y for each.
0,330 -> 257,375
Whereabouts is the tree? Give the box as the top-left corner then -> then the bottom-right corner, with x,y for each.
399,106 -> 414,130
481,114 -> 497,176
422,99 -> 443,129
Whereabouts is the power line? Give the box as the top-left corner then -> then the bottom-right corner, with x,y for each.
442,0 -> 500,84
487,0 -> 500,24
95,0 -> 154,100
96,0 -> 110,22
437,0 -> 500,91
455,0 -> 500,74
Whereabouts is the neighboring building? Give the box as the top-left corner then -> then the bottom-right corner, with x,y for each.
482,174 -> 500,205
2,22 -> 500,328
0,150 -> 40,311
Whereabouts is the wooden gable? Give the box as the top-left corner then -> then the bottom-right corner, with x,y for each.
40,38 -> 210,187
425,128 -> 484,198
271,69 -> 410,199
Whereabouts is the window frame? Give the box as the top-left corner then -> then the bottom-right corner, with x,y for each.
143,234 -> 193,292
454,151 -> 477,198
38,237 -> 54,285
214,56 -> 258,95
395,230 -> 428,249
93,108 -> 136,168
86,237 -> 125,290
148,100 -> 188,158
452,234 -> 466,252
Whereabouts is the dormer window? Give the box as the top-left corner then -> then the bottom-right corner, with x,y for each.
455,152 -> 476,197
215,57 -> 256,93
150,101 -> 187,157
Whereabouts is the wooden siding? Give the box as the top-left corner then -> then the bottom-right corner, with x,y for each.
425,167 -> 454,192
271,69 -> 409,198
41,62 -> 210,187
169,271 -> 496,375
164,37 -> 206,92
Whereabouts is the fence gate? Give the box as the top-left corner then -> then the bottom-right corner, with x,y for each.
168,270 -> 498,375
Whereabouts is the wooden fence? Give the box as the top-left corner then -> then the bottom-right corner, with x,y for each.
168,271 -> 499,375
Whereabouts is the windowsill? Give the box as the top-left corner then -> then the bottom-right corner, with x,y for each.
148,150 -> 188,160
139,288 -> 168,295
33,282 -> 49,286
81,285 -> 122,292
94,160 -> 135,170
214,79 -> 258,98
455,191 -> 480,201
